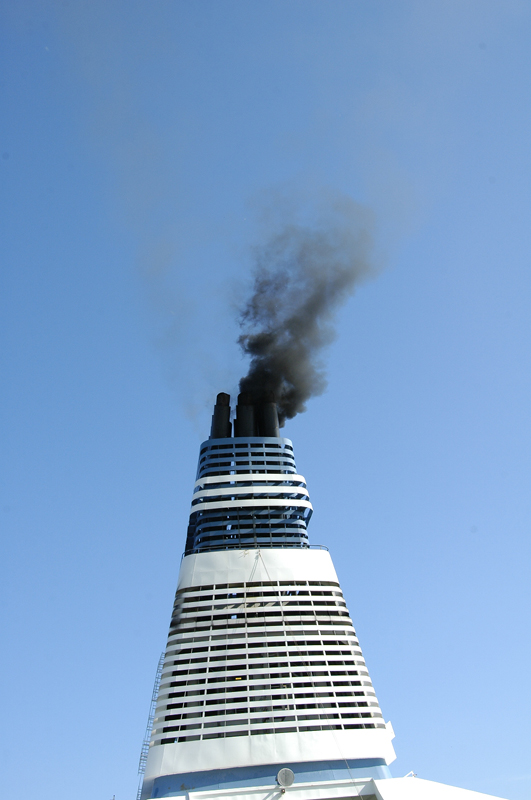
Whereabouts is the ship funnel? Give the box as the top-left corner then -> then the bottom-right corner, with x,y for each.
234,392 -> 255,437
256,390 -> 280,437
210,392 -> 231,439
233,391 -> 280,437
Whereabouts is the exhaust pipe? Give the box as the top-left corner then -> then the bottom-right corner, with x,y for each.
210,392 -> 232,438
234,392 -> 255,437
211,391 -> 281,438
256,391 -> 280,437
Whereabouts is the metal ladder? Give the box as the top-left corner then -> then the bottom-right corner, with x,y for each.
136,652 -> 165,800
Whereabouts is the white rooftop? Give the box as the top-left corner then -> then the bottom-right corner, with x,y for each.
165,775 -> 507,800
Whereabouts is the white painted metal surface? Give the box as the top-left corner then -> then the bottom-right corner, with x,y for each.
373,777 -> 508,800
143,547 -> 395,790
141,776 -> 508,800
145,728 -> 396,779
177,547 -> 339,588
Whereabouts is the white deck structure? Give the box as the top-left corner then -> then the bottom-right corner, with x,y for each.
162,776 -> 507,800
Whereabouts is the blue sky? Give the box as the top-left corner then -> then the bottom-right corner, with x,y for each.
1,2 -> 530,799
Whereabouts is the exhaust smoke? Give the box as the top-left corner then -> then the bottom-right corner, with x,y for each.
238,196 -> 376,426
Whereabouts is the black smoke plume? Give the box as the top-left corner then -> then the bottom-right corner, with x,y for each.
238,197 -> 376,426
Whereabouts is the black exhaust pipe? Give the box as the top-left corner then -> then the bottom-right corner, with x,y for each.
210,392 -> 232,438
256,391 -> 280,437
211,391 -> 281,438
234,392 -> 256,437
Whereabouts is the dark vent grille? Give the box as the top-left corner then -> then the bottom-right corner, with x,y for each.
185,437 -> 312,554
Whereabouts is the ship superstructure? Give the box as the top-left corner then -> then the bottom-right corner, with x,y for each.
139,393 -> 395,799
138,393 -> 508,800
